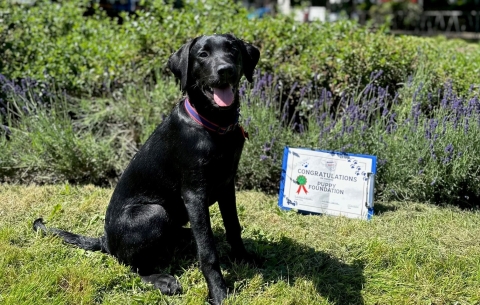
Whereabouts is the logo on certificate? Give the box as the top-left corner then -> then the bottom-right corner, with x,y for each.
326,160 -> 337,171
296,175 -> 308,194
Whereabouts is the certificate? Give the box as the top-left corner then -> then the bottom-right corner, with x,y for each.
278,147 -> 377,220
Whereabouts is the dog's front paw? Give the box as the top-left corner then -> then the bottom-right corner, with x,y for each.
208,286 -> 228,305
140,274 -> 182,295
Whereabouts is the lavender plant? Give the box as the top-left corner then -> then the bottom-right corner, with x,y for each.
1,71 -> 479,207
239,72 -> 480,207
0,74 -> 119,185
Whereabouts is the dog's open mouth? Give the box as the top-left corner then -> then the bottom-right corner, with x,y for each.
204,84 -> 235,107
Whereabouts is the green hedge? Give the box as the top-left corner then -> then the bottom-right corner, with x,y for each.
2,0 -> 480,98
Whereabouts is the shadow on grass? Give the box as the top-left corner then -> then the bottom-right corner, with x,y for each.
235,236 -> 364,305
165,230 -> 365,305
373,202 -> 398,215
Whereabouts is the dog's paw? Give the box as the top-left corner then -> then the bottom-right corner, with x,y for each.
208,285 -> 228,305
140,274 -> 182,295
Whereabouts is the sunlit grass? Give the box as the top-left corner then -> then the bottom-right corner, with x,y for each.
1,184 -> 479,304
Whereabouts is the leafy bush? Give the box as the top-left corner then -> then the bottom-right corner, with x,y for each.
2,0 -> 480,100
238,73 -> 480,207
0,72 -> 181,185
2,70 -> 479,207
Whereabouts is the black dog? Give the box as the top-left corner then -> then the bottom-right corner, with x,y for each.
33,34 -> 260,305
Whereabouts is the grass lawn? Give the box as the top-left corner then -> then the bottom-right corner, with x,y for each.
1,184 -> 479,305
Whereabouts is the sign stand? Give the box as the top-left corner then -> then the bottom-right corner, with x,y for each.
278,147 -> 377,220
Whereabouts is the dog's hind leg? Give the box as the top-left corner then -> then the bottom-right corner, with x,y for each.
106,203 -> 184,295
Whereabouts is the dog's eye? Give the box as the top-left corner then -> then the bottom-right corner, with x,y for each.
198,51 -> 209,58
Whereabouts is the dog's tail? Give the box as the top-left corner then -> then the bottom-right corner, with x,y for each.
33,218 -> 108,253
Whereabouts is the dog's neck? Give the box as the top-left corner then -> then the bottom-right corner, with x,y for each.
184,98 -> 239,135
185,91 -> 240,132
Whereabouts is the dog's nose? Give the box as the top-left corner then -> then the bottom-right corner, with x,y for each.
217,65 -> 236,79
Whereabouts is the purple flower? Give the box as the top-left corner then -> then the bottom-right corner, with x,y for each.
260,155 -> 268,161
371,70 -> 383,81
441,96 -> 449,109
412,82 -> 424,103
442,117 -> 448,135
262,143 -> 271,152
411,103 -> 421,129
239,81 -> 247,97
444,144 -> 454,157
392,92 -> 399,104
364,83 -> 372,96
382,107 -> 389,117
299,86 -> 306,100
451,97 -> 462,112
298,124 -> 304,134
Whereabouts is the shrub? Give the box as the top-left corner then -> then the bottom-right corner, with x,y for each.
2,0 -> 480,100
0,72 -> 181,185
238,72 -> 480,207
1,70 -> 479,206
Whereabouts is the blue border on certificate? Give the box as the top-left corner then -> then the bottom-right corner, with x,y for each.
278,146 -> 291,211
277,146 -> 377,219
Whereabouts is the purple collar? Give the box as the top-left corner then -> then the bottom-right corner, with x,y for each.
184,98 -> 239,135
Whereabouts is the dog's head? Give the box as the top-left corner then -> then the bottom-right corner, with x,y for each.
168,34 -> 260,109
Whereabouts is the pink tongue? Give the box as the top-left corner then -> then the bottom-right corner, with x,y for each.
213,86 -> 234,107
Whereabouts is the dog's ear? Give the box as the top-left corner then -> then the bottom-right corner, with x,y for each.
168,36 -> 201,91
238,39 -> 260,83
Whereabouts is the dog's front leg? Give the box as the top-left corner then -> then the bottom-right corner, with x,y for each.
218,180 -> 250,262
182,189 -> 227,305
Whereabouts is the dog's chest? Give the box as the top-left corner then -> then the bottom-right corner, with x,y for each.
203,137 -> 243,186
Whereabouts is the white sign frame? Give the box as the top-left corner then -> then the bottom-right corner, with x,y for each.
278,147 -> 377,220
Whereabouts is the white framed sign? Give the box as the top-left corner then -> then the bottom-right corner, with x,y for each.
278,147 -> 377,220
